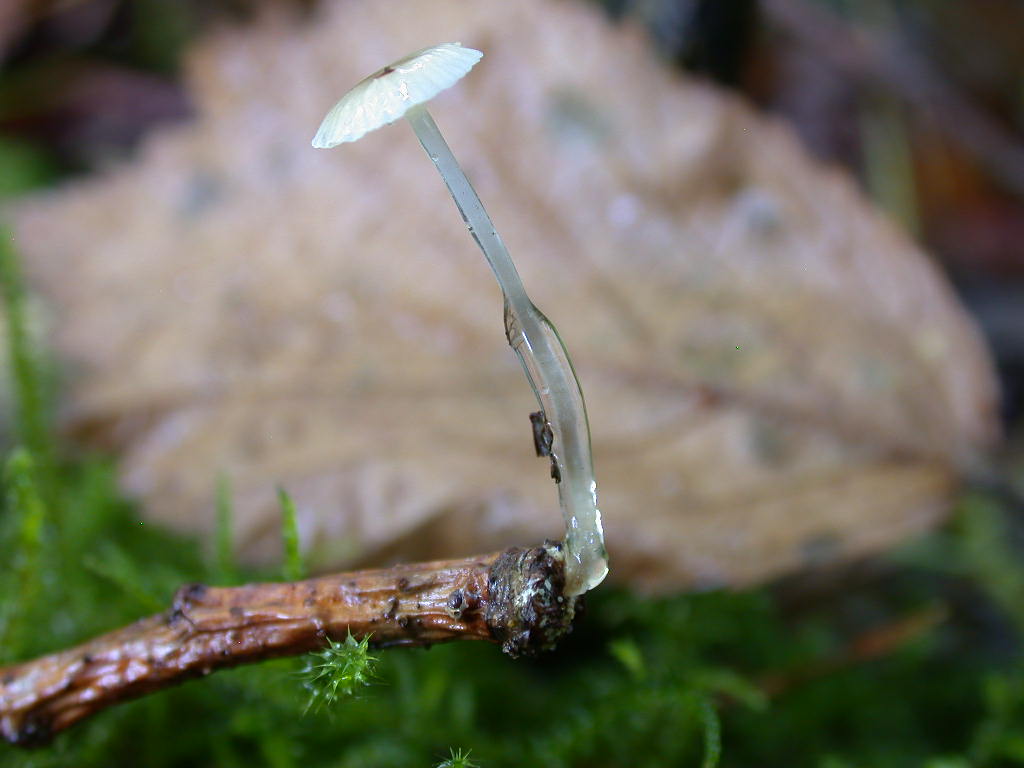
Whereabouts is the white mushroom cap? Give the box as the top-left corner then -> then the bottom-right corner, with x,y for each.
312,42 -> 483,148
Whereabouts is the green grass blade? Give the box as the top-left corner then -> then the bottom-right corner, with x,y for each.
697,693 -> 722,768
0,230 -> 51,469
81,542 -> 165,613
215,473 -> 237,584
0,447 -> 47,658
278,486 -> 305,581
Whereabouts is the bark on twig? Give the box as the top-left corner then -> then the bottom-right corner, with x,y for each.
0,541 -> 579,747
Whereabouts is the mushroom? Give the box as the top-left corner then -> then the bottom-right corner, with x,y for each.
312,42 -> 607,596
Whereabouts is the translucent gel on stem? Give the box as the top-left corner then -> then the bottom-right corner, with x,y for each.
405,105 -> 607,596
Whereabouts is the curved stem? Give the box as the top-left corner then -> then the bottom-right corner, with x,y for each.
403,106 -> 607,595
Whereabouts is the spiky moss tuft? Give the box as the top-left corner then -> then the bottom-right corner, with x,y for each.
300,631 -> 378,712
435,747 -> 478,768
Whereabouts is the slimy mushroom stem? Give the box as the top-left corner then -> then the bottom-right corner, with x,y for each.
403,104 -> 607,596
312,43 -> 608,596
0,46 -> 613,749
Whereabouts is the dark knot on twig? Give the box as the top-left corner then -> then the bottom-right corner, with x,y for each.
485,541 -> 580,658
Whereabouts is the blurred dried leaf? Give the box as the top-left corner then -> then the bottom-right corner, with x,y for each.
11,0 -> 999,590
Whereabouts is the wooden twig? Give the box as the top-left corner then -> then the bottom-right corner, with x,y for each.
0,541 -> 579,747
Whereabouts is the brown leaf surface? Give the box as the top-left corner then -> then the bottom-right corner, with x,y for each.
11,0 -> 999,590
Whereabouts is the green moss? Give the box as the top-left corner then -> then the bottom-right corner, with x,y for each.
0,448 -> 46,658
215,473 -> 238,585
277,486 -> 306,582
0,230 -> 52,471
301,632 -> 379,713
2,237 -> 1024,767
436,747 -> 478,768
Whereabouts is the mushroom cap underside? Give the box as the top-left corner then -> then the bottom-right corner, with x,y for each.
312,42 -> 482,147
